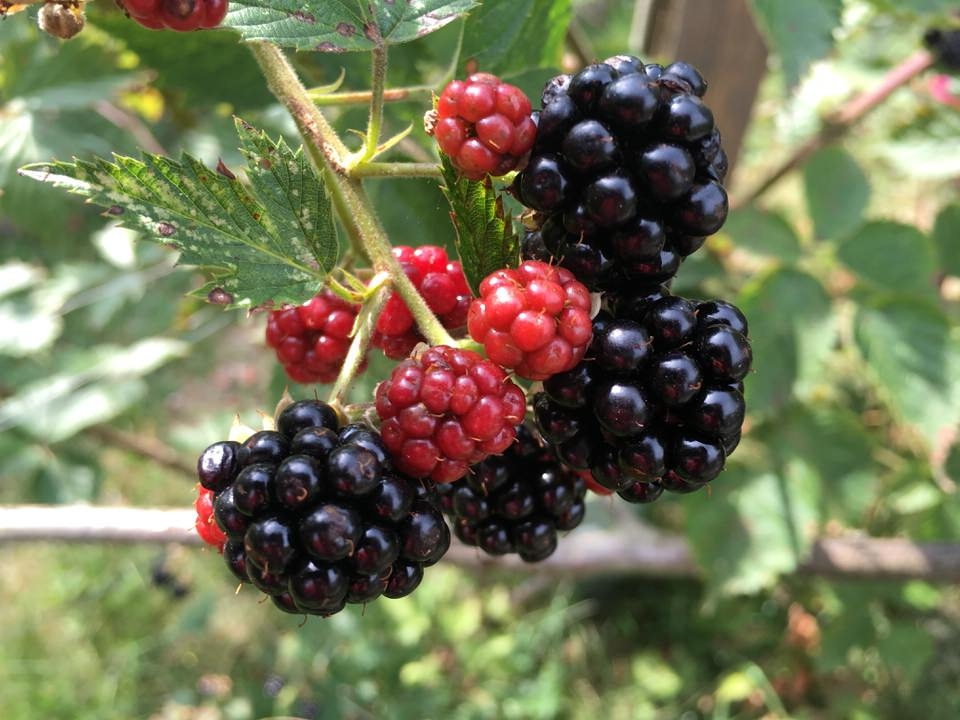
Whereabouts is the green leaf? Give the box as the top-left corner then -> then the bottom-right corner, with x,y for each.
803,147 -> 870,241
736,267 -> 837,417
439,156 -> 519,295
224,0 -> 478,52
19,120 -> 338,309
685,463 -> 820,597
932,204 -> 960,277
459,0 -> 572,77
854,297 -> 960,444
750,0 -> 843,89
722,206 -> 802,262
836,221 -> 937,297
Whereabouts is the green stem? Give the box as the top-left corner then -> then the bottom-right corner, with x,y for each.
309,85 -> 434,107
350,162 -> 441,179
249,41 -> 456,349
328,279 -> 390,407
349,46 -> 388,167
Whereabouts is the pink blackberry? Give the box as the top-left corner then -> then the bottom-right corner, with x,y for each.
265,288 -> 364,384
467,260 -> 593,380
371,245 -> 473,360
375,345 -> 526,483
431,72 -> 538,180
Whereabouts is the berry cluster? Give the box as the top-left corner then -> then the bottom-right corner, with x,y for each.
372,245 -> 473,360
925,25 -> 960,71
514,56 -> 728,291
375,345 -> 526,483
437,425 -> 587,561
431,73 -> 538,180
266,289 -> 363,385
194,400 -> 450,616
119,0 -> 228,31
467,260 -> 593,380
534,291 -> 751,501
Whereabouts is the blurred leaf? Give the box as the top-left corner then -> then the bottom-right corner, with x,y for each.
837,221 -> 936,297
685,463 -> 820,598
803,147 -> 870,241
19,120 -> 338,309
877,624 -> 934,684
750,0 -> 843,89
946,438 -> 960,482
722,206 -> 802,262
459,0 -> 572,77
757,403 -> 880,523
883,137 -> 960,180
0,338 -> 188,442
887,483 -> 943,514
224,0 -> 477,52
737,267 -> 837,417
439,155 -> 519,295
89,11 -> 274,111
932,204 -> 960,277
855,298 -> 960,444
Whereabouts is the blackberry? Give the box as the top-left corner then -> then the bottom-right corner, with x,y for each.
925,26 -> 960,71
534,292 -> 752,501
193,399 -> 450,617
441,425 -> 587,562
514,54 -> 730,292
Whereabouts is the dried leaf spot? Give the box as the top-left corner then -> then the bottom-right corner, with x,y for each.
207,288 -> 234,305
260,157 -> 272,170
336,22 -> 355,37
157,221 -> 176,237
315,41 -> 346,53
363,22 -> 379,42
107,205 -> 124,215
291,10 -> 315,23
216,159 -> 236,180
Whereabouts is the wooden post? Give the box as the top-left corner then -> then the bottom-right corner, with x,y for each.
644,0 -> 768,183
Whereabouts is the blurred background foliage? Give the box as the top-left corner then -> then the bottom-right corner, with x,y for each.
2,0 -> 960,718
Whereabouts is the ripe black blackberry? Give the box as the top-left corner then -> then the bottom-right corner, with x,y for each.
925,26 -> 960,71
534,290 -> 751,501
515,55 -> 728,292
195,400 -> 450,616
437,425 -> 587,562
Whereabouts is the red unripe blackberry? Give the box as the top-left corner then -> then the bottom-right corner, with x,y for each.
375,345 -> 526,482
266,288 -> 363,385
433,73 -> 537,180
194,485 -> 226,551
371,245 -> 473,360
468,260 -> 593,380
120,0 -> 228,31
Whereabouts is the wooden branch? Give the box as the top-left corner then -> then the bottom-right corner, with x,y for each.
2,505 -> 959,583
733,49 -> 935,209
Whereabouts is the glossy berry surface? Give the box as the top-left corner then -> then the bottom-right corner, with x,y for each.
440,425 -> 587,561
467,260 -> 593,380
433,73 -> 537,180
121,0 -> 228,32
371,245 -> 473,360
515,54 -> 729,291
193,399 -> 450,617
266,288 -> 363,385
375,345 -> 526,482
535,291 -> 753,501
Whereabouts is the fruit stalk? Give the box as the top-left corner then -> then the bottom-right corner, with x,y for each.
249,41 -> 456,348
328,279 -> 390,407
350,45 -> 388,167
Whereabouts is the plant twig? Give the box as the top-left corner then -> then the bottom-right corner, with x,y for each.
249,42 -> 456,348
328,279 -> 390,407
733,49 -> 935,209
349,162 -> 441,179
309,85 -> 435,107
5,505 -> 960,582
